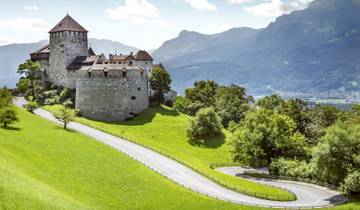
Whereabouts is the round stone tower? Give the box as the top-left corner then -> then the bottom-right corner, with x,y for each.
48,15 -> 88,88
75,64 -> 149,122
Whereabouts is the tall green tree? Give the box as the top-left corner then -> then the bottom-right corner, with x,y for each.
231,108 -> 308,167
311,123 -> 360,186
17,60 -> 41,99
149,67 -> 172,103
185,80 -> 219,108
256,94 -> 285,111
215,85 -> 252,127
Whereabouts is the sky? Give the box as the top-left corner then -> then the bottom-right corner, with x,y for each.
0,0 -> 314,50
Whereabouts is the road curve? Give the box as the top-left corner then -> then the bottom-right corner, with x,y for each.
14,98 -> 347,209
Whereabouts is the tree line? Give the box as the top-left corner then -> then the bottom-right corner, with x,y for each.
174,80 -> 360,195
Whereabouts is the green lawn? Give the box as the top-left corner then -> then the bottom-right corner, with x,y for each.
1,107 -> 267,210
44,105 -> 295,201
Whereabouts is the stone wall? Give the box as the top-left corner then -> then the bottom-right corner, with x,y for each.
75,69 -> 149,122
48,31 -> 88,88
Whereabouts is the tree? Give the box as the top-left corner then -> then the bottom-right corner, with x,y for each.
0,106 -> 18,128
279,98 -> 311,136
215,85 -> 251,127
17,60 -> 41,100
256,94 -> 285,111
0,88 -> 13,107
187,107 -> 222,145
25,101 -> 38,113
55,106 -> 75,130
149,67 -> 172,103
173,96 -> 192,114
185,80 -> 219,108
231,108 -> 308,167
311,123 -> 360,186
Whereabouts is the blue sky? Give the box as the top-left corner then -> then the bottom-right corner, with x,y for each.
0,0 -> 314,50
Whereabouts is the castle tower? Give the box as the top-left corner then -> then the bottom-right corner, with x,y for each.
48,14 -> 88,88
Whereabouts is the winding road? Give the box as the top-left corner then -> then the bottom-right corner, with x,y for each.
14,98 -> 348,209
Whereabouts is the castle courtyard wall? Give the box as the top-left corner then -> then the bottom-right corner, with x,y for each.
75,69 -> 149,122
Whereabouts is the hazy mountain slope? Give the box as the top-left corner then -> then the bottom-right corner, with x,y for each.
0,38 -> 138,88
152,27 -> 261,62
160,0 -> 360,96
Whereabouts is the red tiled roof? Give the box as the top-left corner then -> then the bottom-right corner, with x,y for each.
49,15 -> 88,33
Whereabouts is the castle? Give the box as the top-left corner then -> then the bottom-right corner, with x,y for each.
30,15 -> 159,122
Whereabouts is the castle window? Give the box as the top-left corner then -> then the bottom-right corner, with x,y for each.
131,96 -> 136,100
137,87 -> 141,91
104,71 -> 108,78
129,61 -> 133,65
141,71 -> 144,76
122,71 -> 127,77
88,71 -> 91,78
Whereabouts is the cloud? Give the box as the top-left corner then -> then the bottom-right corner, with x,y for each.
244,0 -> 314,17
24,5 -> 39,10
225,0 -> 250,4
184,0 -> 217,11
0,35 -> 9,45
106,0 -> 168,27
0,18 -> 49,31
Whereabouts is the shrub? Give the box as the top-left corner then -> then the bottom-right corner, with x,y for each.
187,107 -> 222,145
187,102 -> 204,116
25,101 -> 38,113
59,88 -> 71,103
173,96 -> 191,114
269,158 -> 312,178
164,99 -> 173,107
43,90 -> 58,98
62,99 -> 73,108
342,171 -> 360,194
44,98 -> 56,105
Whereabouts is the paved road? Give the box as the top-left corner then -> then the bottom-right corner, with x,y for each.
13,98 -> 348,209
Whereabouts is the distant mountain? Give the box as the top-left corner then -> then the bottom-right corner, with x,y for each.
0,38 -> 138,88
155,0 -> 360,96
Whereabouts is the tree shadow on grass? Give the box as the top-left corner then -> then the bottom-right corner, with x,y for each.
2,126 -> 21,131
188,132 -> 226,149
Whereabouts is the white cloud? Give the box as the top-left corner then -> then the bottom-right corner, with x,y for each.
106,0 -> 168,27
244,0 -> 314,17
24,5 -> 39,10
184,0 -> 217,11
202,23 -> 233,34
225,0 -> 250,4
0,18 -> 49,31
0,35 -> 9,45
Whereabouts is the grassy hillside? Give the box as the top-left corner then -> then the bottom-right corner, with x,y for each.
0,107 -> 263,210
44,105 -> 295,201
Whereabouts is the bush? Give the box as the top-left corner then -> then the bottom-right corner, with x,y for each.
187,102 -> 204,116
62,99 -> 73,108
43,90 -> 58,98
342,171 -> 360,194
173,96 -> 191,113
25,101 -> 38,113
59,88 -> 71,103
269,158 -> 312,178
187,107 -> 222,145
44,98 -> 56,105
164,99 -> 173,107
